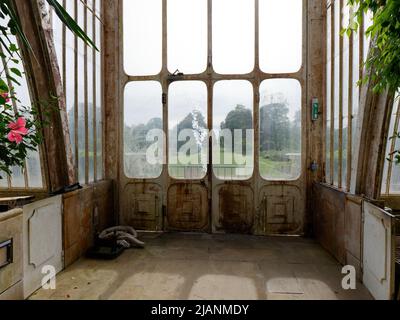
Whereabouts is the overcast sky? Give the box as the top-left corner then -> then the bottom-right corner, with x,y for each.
122,0 -> 303,127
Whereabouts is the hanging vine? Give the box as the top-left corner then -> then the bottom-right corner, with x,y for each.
344,0 -> 400,94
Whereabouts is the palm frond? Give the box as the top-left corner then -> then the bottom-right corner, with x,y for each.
46,0 -> 98,51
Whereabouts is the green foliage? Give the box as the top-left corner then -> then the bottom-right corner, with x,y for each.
124,117 -> 162,153
221,105 -> 252,131
220,105 -> 252,155
343,0 -> 400,94
46,0 -> 97,50
0,0 -> 97,53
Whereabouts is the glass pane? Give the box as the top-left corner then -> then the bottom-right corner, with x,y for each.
27,151 -> 43,188
389,118 -> 400,194
383,97 -> 400,194
333,0 -> 340,186
352,19 -> 360,161
381,104 -> 396,194
213,80 -> 254,180
52,3 -> 63,79
212,0 -> 254,74
124,82 -> 163,179
10,167 -> 25,188
169,81 -> 208,179
95,14 -> 103,180
0,174 -> 7,188
168,0 -> 207,74
65,0 -> 76,164
259,0 -> 302,73
326,120 -> 331,182
326,5 -> 332,183
363,10 -> 373,64
123,0 -> 162,76
342,5 -> 350,189
95,0 -> 101,15
88,9 -> 95,183
259,79 -> 302,180
77,0 -> 86,184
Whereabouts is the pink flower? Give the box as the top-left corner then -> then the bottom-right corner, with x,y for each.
1,92 -> 10,103
7,117 -> 28,144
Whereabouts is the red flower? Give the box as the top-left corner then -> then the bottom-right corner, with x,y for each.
1,92 -> 11,103
7,117 -> 28,144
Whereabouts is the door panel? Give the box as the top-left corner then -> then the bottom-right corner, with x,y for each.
213,183 -> 254,234
23,196 -> 63,298
362,201 -> 396,300
167,183 -> 209,232
259,185 -> 304,235
121,183 -> 162,231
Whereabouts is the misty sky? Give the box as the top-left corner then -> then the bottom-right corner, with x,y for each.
121,0 -> 303,127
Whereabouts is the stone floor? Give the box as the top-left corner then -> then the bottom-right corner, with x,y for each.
30,233 -> 373,300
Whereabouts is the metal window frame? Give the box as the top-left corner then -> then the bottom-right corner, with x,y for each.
121,0 -> 306,183
325,0 -> 368,191
54,0 -> 104,185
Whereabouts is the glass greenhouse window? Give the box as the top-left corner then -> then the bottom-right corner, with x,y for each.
168,81 -> 208,180
65,0 -> 75,163
259,0 -> 303,74
212,0 -> 255,74
167,0 -> 207,74
325,0 -> 368,190
52,0 -> 104,185
352,12 -> 360,166
341,4 -> 350,190
326,4 -> 332,183
124,82 -> 163,179
333,0 -> 340,187
122,0 -> 305,183
381,96 -> 400,195
77,0 -> 86,184
213,80 -> 254,180
95,0 -> 103,181
259,79 -> 302,181
123,0 -> 162,76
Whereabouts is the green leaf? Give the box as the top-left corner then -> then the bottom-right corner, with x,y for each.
9,43 -> 18,52
5,74 -> 21,86
10,67 -> 22,77
46,0 -> 98,51
0,79 -> 8,92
